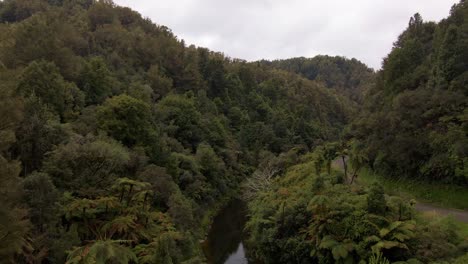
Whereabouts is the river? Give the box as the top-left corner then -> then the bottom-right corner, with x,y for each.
203,199 -> 251,264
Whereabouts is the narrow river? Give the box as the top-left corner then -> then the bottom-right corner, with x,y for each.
203,199 -> 250,264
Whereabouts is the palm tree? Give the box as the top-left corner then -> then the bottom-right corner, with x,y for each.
336,142 -> 349,179
348,140 -> 368,184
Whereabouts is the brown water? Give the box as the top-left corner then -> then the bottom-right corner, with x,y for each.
203,199 -> 250,264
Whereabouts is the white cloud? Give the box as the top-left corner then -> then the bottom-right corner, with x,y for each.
114,0 -> 459,69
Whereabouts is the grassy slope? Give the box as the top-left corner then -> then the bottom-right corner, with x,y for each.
354,167 -> 468,239
357,168 -> 468,210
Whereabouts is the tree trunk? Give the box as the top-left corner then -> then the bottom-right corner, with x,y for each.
143,192 -> 148,210
342,155 -> 347,179
119,187 -> 125,203
127,184 -> 134,207
350,165 -> 361,184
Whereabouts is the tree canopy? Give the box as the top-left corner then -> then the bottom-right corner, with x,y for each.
350,3 -> 468,184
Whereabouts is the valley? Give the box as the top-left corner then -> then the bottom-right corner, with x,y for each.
0,0 -> 466,263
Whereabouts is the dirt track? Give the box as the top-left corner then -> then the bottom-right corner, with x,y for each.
415,203 -> 468,223
331,158 -> 468,223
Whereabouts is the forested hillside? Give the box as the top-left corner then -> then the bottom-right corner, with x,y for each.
1,0 -> 466,263
261,56 -> 375,103
351,4 -> 468,184
244,2 -> 468,263
0,0 -> 362,263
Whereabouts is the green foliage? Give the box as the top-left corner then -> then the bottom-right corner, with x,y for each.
66,240 -> 137,264
17,60 -> 84,120
146,65 -> 173,100
155,93 -> 202,150
44,136 -> 130,197
262,55 -> 375,103
245,150 -> 467,263
0,155 -> 30,263
358,168 -> 468,210
0,85 -> 30,263
48,226 -> 81,264
196,143 -> 226,186
1,0 -> 463,263
97,95 -> 153,147
79,57 -> 114,105
59,176 -> 196,263
367,183 -> 387,215
351,4 -> 468,184
452,253 -> 468,264
168,191 -> 194,231
369,252 -> 390,264
13,96 -> 68,175
22,172 -> 58,232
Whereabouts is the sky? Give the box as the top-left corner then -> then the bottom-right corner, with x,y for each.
114,0 -> 459,69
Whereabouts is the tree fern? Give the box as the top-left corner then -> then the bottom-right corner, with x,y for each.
66,240 -> 137,264
368,252 -> 390,264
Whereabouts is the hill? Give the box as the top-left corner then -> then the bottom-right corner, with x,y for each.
0,0 -> 356,262
350,4 -> 468,184
260,55 -> 375,103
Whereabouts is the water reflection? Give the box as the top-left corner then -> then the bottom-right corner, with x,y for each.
225,243 -> 248,264
203,199 -> 249,264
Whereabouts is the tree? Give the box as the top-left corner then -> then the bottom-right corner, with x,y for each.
0,156 -> 30,263
336,142 -> 349,180
0,0 -> 48,23
242,164 -> 278,201
78,57 -> 114,105
245,152 -> 460,263
366,220 -> 415,255
146,65 -> 173,101
367,183 -> 387,215
261,55 -> 375,103
87,1 -> 116,31
22,172 -> 58,232
155,94 -> 202,150
44,136 -> 130,197
348,140 -> 367,184
13,96 -> 67,175
97,95 -> 153,147
350,2 -> 468,184
196,143 -> 225,185
66,240 -> 137,264
138,165 -> 178,209
17,60 -> 84,120
167,192 -> 194,231
0,84 -> 30,263
62,177 -> 180,263
322,142 -> 339,175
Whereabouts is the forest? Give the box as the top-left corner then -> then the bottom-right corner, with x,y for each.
0,0 -> 466,263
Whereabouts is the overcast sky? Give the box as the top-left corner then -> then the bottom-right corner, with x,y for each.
114,0 -> 458,69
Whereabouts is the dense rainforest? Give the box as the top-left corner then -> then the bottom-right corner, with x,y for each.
245,147 -> 468,264
244,2 -> 468,264
0,0 -> 466,264
350,7 -> 468,184
0,0 -> 364,263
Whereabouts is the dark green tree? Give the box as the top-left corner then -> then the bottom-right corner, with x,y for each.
17,60 -> 84,120
97,95 -> 153,147
78,57 -> 114,105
